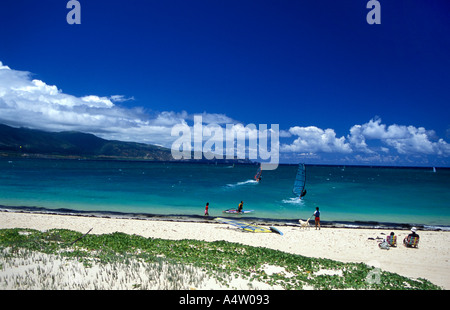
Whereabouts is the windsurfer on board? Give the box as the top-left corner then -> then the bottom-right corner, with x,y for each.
255,166 -> 262,182
238,201 -> 243,213
300,188 -> 307,199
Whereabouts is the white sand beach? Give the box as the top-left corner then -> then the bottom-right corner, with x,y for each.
1,211 -> 449,289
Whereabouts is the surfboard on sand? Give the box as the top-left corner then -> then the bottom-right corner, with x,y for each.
269,226 -> 283,235
216,217 -> 283,235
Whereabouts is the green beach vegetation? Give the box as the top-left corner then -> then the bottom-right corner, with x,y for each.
0,228 -> 442,290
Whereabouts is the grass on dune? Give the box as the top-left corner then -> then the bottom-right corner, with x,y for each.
0,228 -> 442,290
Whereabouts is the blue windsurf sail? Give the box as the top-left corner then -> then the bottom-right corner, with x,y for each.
292,163 -> 306,197
215,217 -> 272,233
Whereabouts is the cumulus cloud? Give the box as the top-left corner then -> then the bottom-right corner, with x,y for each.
0,61 -> 234,148
280,117 -> 450,165
348,117 -> 450,156
280,126 -> 352,154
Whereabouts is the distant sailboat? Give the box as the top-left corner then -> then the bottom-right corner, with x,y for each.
433,167 -> 436,173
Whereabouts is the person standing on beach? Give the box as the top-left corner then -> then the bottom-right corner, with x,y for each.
313,207 -> 320,230
204,202 -> 209,216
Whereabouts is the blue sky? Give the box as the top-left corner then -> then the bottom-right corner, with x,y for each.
0,0 -> 449,166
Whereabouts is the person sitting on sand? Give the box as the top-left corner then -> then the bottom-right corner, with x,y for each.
386,231 -> 397,247
238,201 -> 243,213
379,232 -> 397,249
403,227 -> 420,247
313,207 -> 320,230
407,227 -> 419,239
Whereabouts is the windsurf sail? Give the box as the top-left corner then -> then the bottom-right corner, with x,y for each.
223,209 -> 254,214
254,166 -> 262,181
292,163 -> 306,197
215,217 -> 272,233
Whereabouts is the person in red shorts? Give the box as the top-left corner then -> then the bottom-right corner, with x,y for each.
204,202 -> 209,216
313,207 -> 320,230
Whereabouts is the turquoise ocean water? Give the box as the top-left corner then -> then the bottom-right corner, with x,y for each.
1,158 -> 449,229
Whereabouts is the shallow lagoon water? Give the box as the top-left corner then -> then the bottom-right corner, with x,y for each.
1,158 -> 449,228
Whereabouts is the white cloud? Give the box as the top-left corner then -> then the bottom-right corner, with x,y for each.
280,117 -> 450,165
0,61 -> 235,148
0,62 -> 10,70
109,95 -> 135,102
197,111 -> 235,125
348,117 -> 450,156
0,62 -> 123,132
280,126 -> 352,154
347,124 -> 373,154
80,95 -> 115,108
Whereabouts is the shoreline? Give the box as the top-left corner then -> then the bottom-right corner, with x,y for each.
1,210 -> 449,289
1,205 -> 449,232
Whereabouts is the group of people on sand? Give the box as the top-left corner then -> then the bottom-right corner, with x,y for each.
205,201 -> 420,248
378,227 -> 420,249
311,208 -> 421,247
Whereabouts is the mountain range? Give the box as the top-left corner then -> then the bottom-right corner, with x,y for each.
0,124 -> 175,161
0,124 -> 250,163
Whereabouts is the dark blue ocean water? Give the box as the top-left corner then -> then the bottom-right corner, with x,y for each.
1,158 -> 449,228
